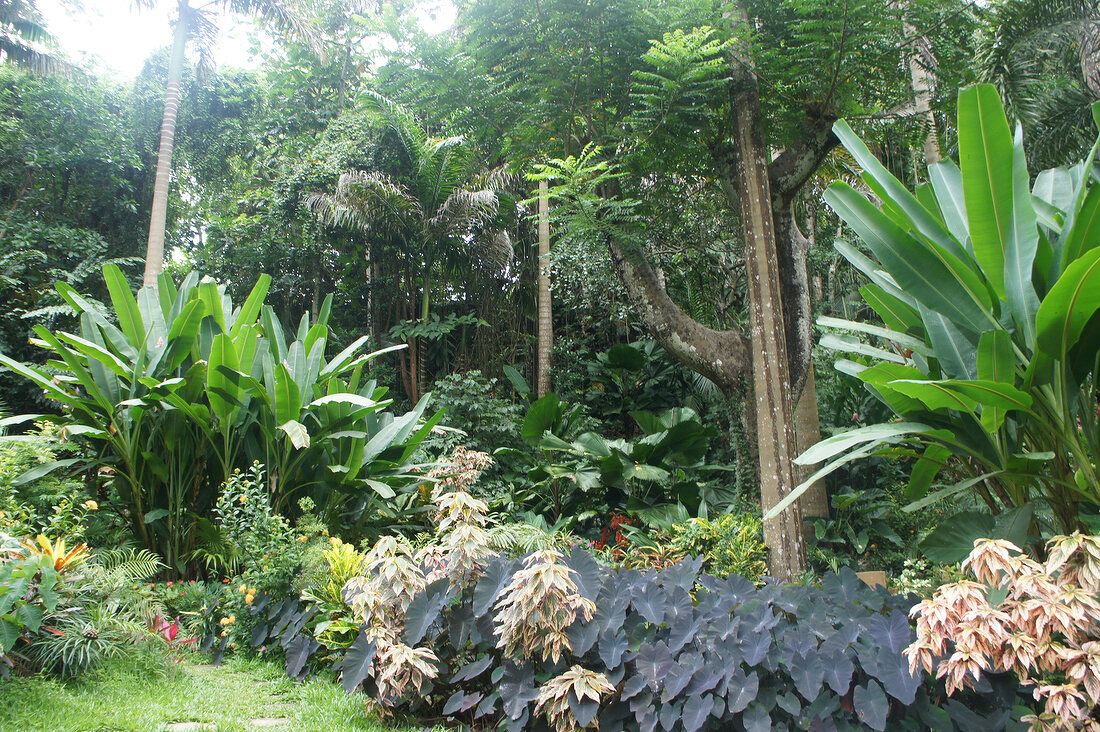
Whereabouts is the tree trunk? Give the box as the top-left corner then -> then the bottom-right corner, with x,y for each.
142,3 -> 190,289
730,6 -> 806,580
536,180 -> 553,398
794,366 -> 830,524
905,19 -> 942,165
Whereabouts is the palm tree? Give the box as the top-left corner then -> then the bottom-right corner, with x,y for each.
136,0 -> 320,289
0,0 -> 71,73
977,0 -> 1100,168
306,92 -> 513,401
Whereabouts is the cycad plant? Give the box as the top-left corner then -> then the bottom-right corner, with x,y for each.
768,85 -> 1100,546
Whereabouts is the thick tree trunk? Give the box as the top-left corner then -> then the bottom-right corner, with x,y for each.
536,180 -> 553,398
608,240 -> 751,395
143,4 -> 190,289
730,10 -> 806,580
794,366 -> 830,525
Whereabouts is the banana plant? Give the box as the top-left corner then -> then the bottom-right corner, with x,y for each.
767,85 -> 1100,547
0,266 -> 439,572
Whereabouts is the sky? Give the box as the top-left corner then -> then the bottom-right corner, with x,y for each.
36,0 -> 268,80
35,1 -> 457,81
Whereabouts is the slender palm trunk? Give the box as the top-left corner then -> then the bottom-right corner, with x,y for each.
143,5 -> 189,289
731,1 -> 806,581
536,180 -> 553,398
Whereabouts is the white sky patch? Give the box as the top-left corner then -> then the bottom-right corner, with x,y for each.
36,1 -> 457,81
36,0 -> 270,80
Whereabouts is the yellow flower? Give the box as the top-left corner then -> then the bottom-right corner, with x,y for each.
238,495 -> 247,504
262,565 -> 269,572
299,535 -> 308,542
250,587 -> 257,595
220,618 -> 229,626
227,615 -> 236,624
239,584 -> 248,594
330,537 -> 343,547
220,629 -> 227,637
230,642 -> 237,649
245,594 -> 254,605
82,500 -> 98,511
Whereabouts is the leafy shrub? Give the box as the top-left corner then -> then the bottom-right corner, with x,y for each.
0,539 -> 168,679
245,481 -> 1025,730
667,513 -> 768,582
908,533 -> 1100,729
0,423 -> 87,539
424,371 -> 524,457
792,87 -> 1100,541
0,266 -> 440,572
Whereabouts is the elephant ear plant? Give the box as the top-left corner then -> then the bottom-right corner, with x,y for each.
0,266 -> 439,574
769,86 -> 1100,552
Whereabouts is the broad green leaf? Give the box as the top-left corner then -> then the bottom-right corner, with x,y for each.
907,444 -> 952,500
309,394 -> 379,409
833,119 -> 967,262
920,510 -> 996,563
920,307 -> 977,380
905,473 -> 995,512
229,274 -> 271,339
794,422 -> 938,465
886,379 -> 978,413
207,334 -> 241,425
935,379 -> 1032,411
928,160 -> 970,247
1059,184 -> 1100,269
279,419 -> 311,449
826,183 -> 995,334
819,334 -> 907,364
522,393 -> 562,445
1036,247 -> 1100,356
102,264 -> 144,348
959,84 -> 1014,296
977,329 -> 1018,430
818,316 -> 932,356
1004,125 -> 1041,347
859,284 -> 923,334
11,458 -> 81,487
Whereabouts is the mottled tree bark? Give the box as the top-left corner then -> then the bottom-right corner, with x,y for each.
537,180 -> 553,398
729,25 -> 806,580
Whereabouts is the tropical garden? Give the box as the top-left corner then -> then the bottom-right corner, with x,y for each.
1,0 -> 1100,729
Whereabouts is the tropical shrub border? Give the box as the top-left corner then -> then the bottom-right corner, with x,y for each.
769,85 -> 1100,554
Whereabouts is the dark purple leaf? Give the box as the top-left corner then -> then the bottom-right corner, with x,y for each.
741,628 -> 772,666
635,641 -> 675,691
726,669 -> 759,714
443,691 -> 482,716
682,694 -> 711,732
568,617 -> 600,656
405,577 -> 452,645
789,650 -> 825,700
855,679 -> 889,731
451,653 -> 493,683
742,701 -> 771,732
340,630 -> 376,693
569,689 -> 601,728
599,626 -> 629,668
823,649 -> 855,695
658,699 -> 681,731
632,581 -> 668,625
566,547 -> 603,600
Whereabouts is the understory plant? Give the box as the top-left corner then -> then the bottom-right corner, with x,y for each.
239,448 -> 1026,730
0,265 -> 441,572
775,86 -> 1100,545
907,533 -> 1100,730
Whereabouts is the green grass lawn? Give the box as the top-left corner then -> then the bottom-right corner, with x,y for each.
0,654 -> 420,732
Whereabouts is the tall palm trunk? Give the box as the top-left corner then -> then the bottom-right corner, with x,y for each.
143,4 -> 190,289
731,1 -> 806,581
536,180 -> 553,398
